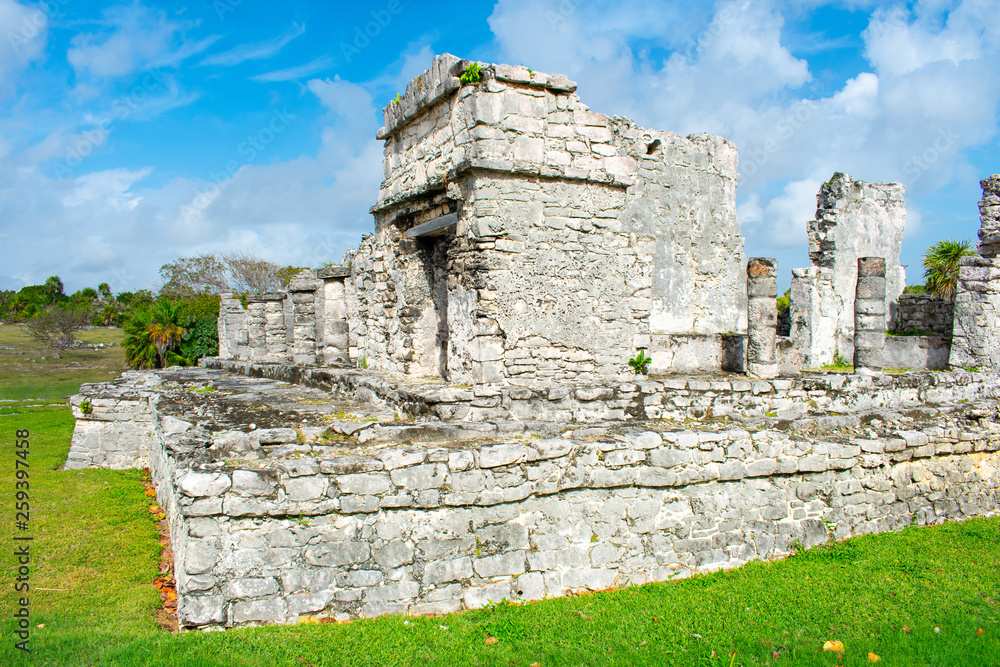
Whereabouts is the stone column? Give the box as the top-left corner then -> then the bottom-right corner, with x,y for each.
318,266 -> 352,364
262,292 -> 290,364
289,270 -> 322,366
950,175 -> 1000,370
854,257 -> 886,374
246,296 -> 266,362
746,257 -> 778,379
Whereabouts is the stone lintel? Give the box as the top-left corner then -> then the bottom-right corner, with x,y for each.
317,266 -> 352,280
404,213 -> 459,240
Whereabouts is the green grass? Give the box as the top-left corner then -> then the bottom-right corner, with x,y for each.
0,406 -> 998,665
0,324 -> 125,401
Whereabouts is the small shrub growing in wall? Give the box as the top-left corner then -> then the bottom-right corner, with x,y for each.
80,399 -> 93,415
460,62 -> 482,85
628,349 -> 652,374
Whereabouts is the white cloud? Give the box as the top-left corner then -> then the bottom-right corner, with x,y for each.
251,56 -> 334,82
0,64 -> 386,291
200,23 -> 306,68
486,0 -> 999,283
0,0 -> 48,88
67,4 -> 216,79
61,167 -> 152,211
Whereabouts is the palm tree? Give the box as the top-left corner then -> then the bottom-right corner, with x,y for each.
123,308 -> 157,369
146,299 -> 187,367
923,239 -> 975,300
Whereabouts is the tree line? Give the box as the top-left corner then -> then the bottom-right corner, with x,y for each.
7,252 -> 305,366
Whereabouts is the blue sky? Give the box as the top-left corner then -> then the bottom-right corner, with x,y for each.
1,0 -> 998,294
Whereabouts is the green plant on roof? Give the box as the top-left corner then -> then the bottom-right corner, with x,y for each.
628,349 -> 652,375
391,92 -> 402,107
460,62 -> 482,85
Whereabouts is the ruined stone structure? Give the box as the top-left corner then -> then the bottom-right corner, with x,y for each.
794,173 -> 906,365
218,55 -> 746,381
69,368 -> 1000,628
951,175 -> 1000,370
67,53 -> 1000,632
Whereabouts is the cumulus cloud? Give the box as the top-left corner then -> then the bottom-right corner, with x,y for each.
488,0 -> 1000,279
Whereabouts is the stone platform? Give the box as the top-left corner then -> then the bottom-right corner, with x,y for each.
67,364 -> 1000,629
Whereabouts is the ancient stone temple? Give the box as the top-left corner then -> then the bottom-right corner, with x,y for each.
66,53 -> 1000,631
219,54 -> 747,382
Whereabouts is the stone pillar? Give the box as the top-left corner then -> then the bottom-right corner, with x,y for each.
246,296 -> 266,362
262,292 -> 290,364
789,267 -> 837,367
289,270 -> 322,366
854,257 -> 886,374
318,266 -> 352,364
950,175 -> 1000,370
746,257 -> 778,379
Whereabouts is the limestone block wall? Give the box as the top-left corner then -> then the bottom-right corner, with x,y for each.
951,175 -> 1000,370
805,173 -> 906,361
789,267 -> 838,367
350,54 -> 744,382
894,294 -> 954,337
156,418 -> 999,628
203,358 -> 1000,426
65,373 -> 161,469
218,295 -> 249,361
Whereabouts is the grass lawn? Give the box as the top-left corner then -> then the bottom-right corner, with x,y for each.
0,331 -> 997,666
0,324 -> 125,402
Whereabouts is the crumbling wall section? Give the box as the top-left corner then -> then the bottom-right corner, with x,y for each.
806,173 -> 906,360
950,175 -> 1000,370
894,294 -> 953,337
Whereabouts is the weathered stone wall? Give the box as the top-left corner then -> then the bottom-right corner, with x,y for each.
894,294 -> 954,337
789,267 -> 838,367
165,426 -> 999,627
951,175 -> 1000,370
218,295 -> 249,361
884,336 -> 951,371
69,367 -> 1000,629
346,54 -> 745,382
65,372 -> 161,469
202,357 -> 1000,426
804,173 -> 906,362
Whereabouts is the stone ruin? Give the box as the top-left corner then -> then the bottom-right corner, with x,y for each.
219,54 -> 747,381
67,55 -> 1000,630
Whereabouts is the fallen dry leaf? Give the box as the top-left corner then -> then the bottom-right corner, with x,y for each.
868,653 -> 880,662
485,636 -> 499,646
823,640 -> 845,654
903,625 -> 911,634
530,663 -> 541,667
977,628 -> 984,635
